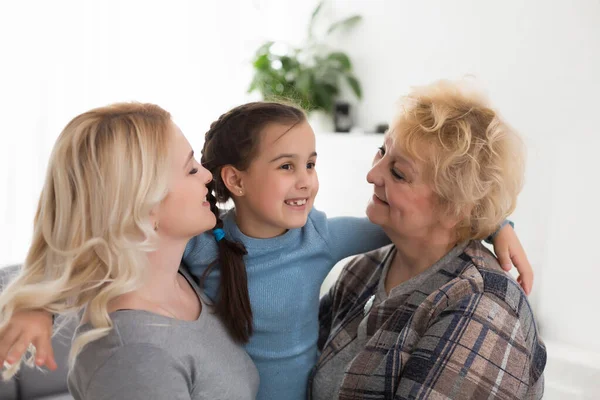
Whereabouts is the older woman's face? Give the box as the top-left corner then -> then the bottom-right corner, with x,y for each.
366,133 -> 445,240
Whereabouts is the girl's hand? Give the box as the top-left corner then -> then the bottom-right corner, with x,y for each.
491,224 -> 533,295
0,310 -> 57,370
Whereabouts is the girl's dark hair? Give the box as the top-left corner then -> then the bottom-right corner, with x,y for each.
200,101 -> 306,343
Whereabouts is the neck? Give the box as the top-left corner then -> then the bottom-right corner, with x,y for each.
135,236 -> 189,302
98,235 -> 191,319
233,203 -> 287,239
386,227 -> 457,282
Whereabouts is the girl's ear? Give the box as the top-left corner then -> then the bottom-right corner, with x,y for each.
221,165 -> 245,197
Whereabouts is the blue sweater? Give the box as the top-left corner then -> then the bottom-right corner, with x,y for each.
183,208 -> 389,400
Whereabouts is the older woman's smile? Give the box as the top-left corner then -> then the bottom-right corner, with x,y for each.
372,193 -> 388,205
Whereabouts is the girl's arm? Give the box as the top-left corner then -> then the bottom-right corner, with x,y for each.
324,215 -> 533,294
182,232 -> 217,278
324,216 -> 391,262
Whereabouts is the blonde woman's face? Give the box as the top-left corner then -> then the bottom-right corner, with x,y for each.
158,123 -> 216,238
365,133 -> 446,241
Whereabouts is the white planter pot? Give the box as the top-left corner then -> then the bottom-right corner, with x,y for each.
307,110 -> 334,134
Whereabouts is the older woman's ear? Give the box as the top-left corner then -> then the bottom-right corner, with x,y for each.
491,224 -> 533,295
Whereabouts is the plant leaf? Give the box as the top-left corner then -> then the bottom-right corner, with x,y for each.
327,52 -> 351,71
255,41 -> 274,56
327,15 -> 362,35
253,54 -> 271,70
248,76 -> 258,93
346,75 -> 362,99
280,55 -> 300,72
320,69 -> 339,87
296,70 -> 313,96
308,1 -> 325,39
314,84 -> 335,114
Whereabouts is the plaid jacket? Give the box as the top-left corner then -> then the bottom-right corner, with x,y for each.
309,241 -> 546,399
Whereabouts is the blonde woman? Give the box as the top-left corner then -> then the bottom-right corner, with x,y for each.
310,80 -> 546,399
0,103 -> 258,399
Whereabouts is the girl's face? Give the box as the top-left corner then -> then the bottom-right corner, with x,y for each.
158,123 -> 216,239
235,121 -> 319,238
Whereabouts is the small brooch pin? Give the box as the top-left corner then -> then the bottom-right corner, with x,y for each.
364,294 -> 375,316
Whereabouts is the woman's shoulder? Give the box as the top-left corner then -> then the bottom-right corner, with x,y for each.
71,312 -> 196,382
74,311 -> 174,351
461,241 -> 528,311
432,241 -> 537,333
404,242 -> 546,396
69,337 -> 188,399
334,245 -> 395,293
342,243 -> 393,271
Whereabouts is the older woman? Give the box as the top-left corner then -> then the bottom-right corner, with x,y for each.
310,80 -> 545,399
0,103 -> 258,399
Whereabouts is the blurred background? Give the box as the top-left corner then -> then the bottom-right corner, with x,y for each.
1,1 -> 598,398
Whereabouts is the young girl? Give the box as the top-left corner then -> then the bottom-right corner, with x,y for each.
0,102 -> 531,400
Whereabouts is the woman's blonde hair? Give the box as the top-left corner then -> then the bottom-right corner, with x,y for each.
392,79 -> 525,241
0,102 -> 173,378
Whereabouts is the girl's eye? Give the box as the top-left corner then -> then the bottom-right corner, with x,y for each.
190,168 -> 199,175
307,162 -> 316,169
280,164 -> 292,170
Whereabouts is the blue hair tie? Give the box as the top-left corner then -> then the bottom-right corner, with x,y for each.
213,228 -> 225,242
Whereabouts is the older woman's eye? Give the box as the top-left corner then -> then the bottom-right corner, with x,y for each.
391,169 -> 405,181
378,145 -> 386,156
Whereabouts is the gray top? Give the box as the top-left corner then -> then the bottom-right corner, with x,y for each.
67,267 -> 259,400
312,242 -> 469,400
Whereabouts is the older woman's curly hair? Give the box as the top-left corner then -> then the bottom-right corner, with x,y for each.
392,79 -> 525,241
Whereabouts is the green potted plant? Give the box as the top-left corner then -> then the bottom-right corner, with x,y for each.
248,1 -> 363,131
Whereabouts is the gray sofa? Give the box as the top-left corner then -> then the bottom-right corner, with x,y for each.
0,265 -> 74,400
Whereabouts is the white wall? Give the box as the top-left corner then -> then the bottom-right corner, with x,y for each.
1,0 -> 599,397
314,0 -> 600,347
314,1 -> 600,397
0,0 -> 268,265
329,0 -> 600,139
